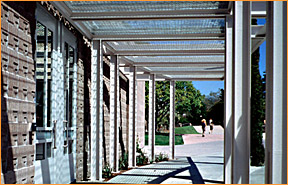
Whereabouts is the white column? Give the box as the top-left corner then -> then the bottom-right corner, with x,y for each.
232,2 -> 251,184
169,81 -> 175,159
265,2 -> 287,184
128,66 -> 137,167
109,55 -> 119,172
224,14 -> 233,184
91,40 -> 103,181
148,74 -> 156,161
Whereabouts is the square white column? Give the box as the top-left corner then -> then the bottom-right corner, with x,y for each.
224,14 -> 233,184
232,2 -> 251,184
109,55 -> 120,172
169,81 -> 175,160
91,40 -> 103,181
265,2 -> 287,184
128,66 -> 137,167
148,74 -> 156,161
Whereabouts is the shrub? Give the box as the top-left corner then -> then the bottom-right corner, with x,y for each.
102,163 -> 112,178
155,152 -> 169,162
136,138 -> 149,165
118,152 -> 128,170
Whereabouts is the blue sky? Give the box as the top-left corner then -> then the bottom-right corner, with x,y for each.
193,19 -> 266,96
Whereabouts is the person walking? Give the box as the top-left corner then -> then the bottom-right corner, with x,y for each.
207,118 -> 210,134
201,119 -> 207,137
209,118 -> 214,134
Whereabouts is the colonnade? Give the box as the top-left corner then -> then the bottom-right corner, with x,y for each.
89,2 -> 286,184
224,2 -> 287,184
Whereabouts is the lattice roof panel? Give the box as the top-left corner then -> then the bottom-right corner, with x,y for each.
84,19 -> 225,36
107,40 -> 224,52
65,1 -> 229,13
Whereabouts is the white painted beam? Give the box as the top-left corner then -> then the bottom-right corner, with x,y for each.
148,74 -> 156,161
224,14 -> 233,184
265,2 -> 287,184
251,2 -> 267,18
100,37 -> 225,42
169,81 -> 175,160
113,49 -> 225,56
232,2 -> 251,184
166,78 -> 223,81
109,55 -> 120,172
128,66 -> 137,167
135,73 -> 224,80
148,71 -> 224,75
71,15 -> 226,21
93,34 -> 225,41
91,40 -> 103,181
70,9 -> 229,21
133,62 -> 224,67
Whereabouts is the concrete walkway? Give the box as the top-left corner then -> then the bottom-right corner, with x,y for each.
108,125 -> 264,184
108,157 -> 205,184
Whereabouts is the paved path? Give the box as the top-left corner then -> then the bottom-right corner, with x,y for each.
107,125 -> 264,184
182,126 -> 224,145
108,157 -> 205,184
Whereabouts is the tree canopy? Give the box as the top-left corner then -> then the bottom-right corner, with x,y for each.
206,89 -> 224,126
250,47 -> 265,166
145,81 -> 206,130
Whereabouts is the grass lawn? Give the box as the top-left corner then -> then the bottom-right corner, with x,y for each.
145,133 -> 184,146
175,126 -> 200,135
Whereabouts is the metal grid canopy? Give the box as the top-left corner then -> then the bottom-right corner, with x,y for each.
85,19 -> 225,37
123,56 -> 225,63
51,1 -> 265,80
106,41 -> 224,51
60,1 -> 229,80
65,1 -> 229,15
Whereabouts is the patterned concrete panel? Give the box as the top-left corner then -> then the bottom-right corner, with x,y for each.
1,3 -> 36,184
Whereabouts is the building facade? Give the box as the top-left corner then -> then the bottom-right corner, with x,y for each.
1,2 -> 146,184
1,1 -> 287,184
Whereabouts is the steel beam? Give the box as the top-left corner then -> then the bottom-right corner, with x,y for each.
148,71 -> 224,75
128,66 -> 137,167
265,2 -> 287,184
169,81 -> 175,160
113,49 -> 225,56
224,14 -> 233,184
70,9 -> 229,21
101,37 -> 225,42
133,62 -> 224,67
109,55 -> 120,172
148,74 -> 156,161
93,33 -> 225,41
72,15 -> 226,21
91,40 -> 103,181
232,2 -> 251,184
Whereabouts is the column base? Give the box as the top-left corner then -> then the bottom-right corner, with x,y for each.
128,166 -> 138,169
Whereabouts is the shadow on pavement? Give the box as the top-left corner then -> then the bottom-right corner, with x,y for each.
148,157 -> 205,184
187,157 -> 205,184
203,179 -> 224,184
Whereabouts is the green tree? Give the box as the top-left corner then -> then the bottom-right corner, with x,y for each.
203,91 -> 222,111
206,89 -> 224,126
145,81 -> 206,130
250,47 -> 265,166
175,81 -> 206,125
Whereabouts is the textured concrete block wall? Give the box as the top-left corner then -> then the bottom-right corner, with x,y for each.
136,81 -> 146,148
1,3 -> 36,184
102,56 -> 130,165
119,74 -> 129,154
76,59 -> 85,181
